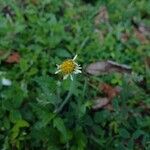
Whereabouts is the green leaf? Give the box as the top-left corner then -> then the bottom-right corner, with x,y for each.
15,120 -> 29,128
132,130 -> 144,139
31,104 -> 55,127
119,128 -> 130,139
19,58 -> 29,72
34,76 -> 56,93
94,110 -> 110,124
2,84 -> 25,110
11,119 -> 29,140
34,76 -> 57,105
9,110 -> 22,123
53,117 -> 71,143
55,49 -> 71,58
74,128 -> 87,150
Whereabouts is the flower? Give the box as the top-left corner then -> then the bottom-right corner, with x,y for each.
55,55 -> 81,80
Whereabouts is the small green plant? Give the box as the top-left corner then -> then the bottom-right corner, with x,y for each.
0,0 -> 150,149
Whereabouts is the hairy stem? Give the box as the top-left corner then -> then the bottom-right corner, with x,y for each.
54,79 -> 74,114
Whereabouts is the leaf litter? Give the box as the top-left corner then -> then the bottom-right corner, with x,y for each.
94,6 -> 109,26
86,60 -> 131,76
92,83 -> 121,110
5,52 -> 20,64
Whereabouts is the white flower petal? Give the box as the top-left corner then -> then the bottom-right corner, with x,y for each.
55,54 -> 81,80
74,62 -> 80,66
1,78 -> 12,86
77,69 -> 82,73
56,64 -> 60,68
55,70 -> 61,74
73,54 -> 77,60
76,66 -> 82,69
63,74 -> 69,80
70,75 -> 73,80
74,72 -> 79,74
74,70 -> 82,74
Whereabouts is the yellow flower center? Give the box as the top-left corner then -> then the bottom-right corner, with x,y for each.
60,59 -> 76,75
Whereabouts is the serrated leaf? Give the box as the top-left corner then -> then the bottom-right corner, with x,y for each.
34,76 -> 57,105
34,76 -> 56,92
31,104 -> 55,127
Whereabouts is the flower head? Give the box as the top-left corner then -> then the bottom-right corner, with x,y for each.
55,55 -> 81,80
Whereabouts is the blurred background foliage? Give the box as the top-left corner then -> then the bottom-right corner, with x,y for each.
0,0 -> 150,149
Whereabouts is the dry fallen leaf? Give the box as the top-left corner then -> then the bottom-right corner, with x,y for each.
92,83 -> 121,110
5,52 -> 20,63
132,18 -> 150,38
134,28 -> 149,44
86,60 -> 131,75
94,6 -> 109,26
138,24 -> 150,37
100,83 -> 121,100
92,97 -> 109,110
104,104 -> 114,111
132,18 -> 149,44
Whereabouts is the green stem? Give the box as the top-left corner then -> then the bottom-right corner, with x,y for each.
54,79 -> 74,114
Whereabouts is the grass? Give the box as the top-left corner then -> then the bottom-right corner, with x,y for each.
0,0 -> 150,149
